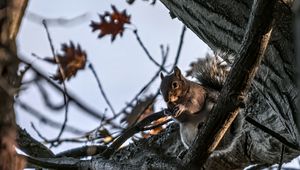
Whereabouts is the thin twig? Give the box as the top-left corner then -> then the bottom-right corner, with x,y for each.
16,99 -> 84,135
19,64 -> 32,79
277,144 -> 285,170
133,29 -> 167,72
107,45 -> 169,121
35,80 -> 65,110
246,117 -> 299,150
31,123 -> 49,142
172,25 -> 186,69
42,20 -> 69,141
32,64 -> 104,119
31,122 -> 105,147
88,63 -> 116,116
127,45 -> 169,125
55,100 -> 69,141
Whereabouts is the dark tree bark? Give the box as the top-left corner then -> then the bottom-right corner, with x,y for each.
0,0 -> 27,169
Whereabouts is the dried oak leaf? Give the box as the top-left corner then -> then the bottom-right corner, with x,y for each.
52,41 -> 87,83
142,116 -> 168,139
121,95 -> 155,127
90,5 -> 131,42
148,117 -> 168,135
121,95 -> 167,138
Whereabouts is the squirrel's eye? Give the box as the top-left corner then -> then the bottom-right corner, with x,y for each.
172,82 -> 178,89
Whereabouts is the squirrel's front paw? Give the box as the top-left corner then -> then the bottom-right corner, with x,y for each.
172,105 -> 184,117
164,105 -> 184,117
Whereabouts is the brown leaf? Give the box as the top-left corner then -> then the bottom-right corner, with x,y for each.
122,95 -> 154,127
141,117 -> 168,139
52,41 -> 87,83
148,117 -> 167,135
90,5 -> 131,42
121,95 -> 167,138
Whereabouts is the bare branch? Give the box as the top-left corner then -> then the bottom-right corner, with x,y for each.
172,25 -> 186,69
133,29 -> 167,72
55,145 -> 107,158
19,57 -> 105,120
42,20 -> 70,141
108,45 -> 169,121
35,81 -> 65,110
55,99 -> 70,142
89,63 -> 116,116
278,144 -> 285,170
16,125 -> 54,158
31,123 -> 49,143
101,111 -> 165,158
15,99 -> 84,135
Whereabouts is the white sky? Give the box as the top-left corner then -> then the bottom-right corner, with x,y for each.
15,0 -> 299,168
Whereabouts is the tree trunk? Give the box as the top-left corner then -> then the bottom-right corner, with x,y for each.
0,0 -> 27,169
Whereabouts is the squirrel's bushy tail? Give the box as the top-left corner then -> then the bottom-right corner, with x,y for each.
192,52 -> 231,91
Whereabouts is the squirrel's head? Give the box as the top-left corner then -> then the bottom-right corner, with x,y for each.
160,66 -> 187,103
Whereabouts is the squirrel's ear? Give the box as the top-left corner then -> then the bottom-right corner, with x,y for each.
160,72 -> 165,79
174,66 -> 181,77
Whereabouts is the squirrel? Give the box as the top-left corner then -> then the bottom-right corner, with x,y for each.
160,54 -> 241,152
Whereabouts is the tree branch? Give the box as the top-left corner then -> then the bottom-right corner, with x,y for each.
16,125 -> 54,158
132,29 -> 167,72
182,0 -> 277,168
172,25 -> 186,69
19,57 -> 105,120
15,99 -> 84,135
89,63 -> 116,116
101,111 -> 165,158
42,20 -> 70,142
55,145 -> 107,158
